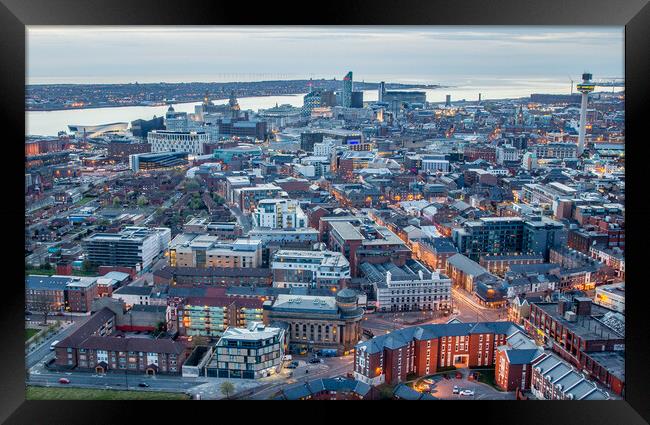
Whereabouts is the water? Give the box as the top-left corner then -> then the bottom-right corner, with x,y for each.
26,77 -> 574,136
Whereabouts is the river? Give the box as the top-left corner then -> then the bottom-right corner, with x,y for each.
26,78 -> 572,136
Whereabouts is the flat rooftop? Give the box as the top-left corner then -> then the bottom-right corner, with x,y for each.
271,294 -> 338,314
329,221 -> 364,241
535,302 -> 624,341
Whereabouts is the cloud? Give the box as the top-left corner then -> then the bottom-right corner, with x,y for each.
26,26 -> 624,84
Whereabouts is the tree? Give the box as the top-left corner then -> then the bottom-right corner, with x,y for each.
112,196 -> 121,207
81,259 -> 97,273
191,336 -> 209,348
137,195 -> 148,207
220,381 -> 235,399
183,178 -> 200,192
29,291 -> 58,326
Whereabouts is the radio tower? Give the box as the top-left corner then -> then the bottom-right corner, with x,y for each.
576,72 -> 595,157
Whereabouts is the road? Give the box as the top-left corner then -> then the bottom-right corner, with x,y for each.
451,287 -> 505,322
28,369 -> 208,393
362,289 -> 506,336
226,204 -> 252,235
26,315 -> 91,369
129,255 -> 168,286
246,356 -> 355,400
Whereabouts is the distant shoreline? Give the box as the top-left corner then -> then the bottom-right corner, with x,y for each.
26,79 -> 443,112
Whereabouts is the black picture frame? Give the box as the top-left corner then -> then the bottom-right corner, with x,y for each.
1,0 -> 648,423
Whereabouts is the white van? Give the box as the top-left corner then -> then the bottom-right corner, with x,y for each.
50,340 -> 60,351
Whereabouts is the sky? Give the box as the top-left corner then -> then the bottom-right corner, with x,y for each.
26,26 -> 624,85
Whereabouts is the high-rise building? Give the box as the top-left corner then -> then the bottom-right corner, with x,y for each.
342,71 -> 353,107
302,90 -> 322,119
378,81 -> 386,102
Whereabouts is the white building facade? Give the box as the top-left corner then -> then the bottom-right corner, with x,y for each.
252,199 -> 307,229
271,250 -> 351,289
148,130 -> 209,155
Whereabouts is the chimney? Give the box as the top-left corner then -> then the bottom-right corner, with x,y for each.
575,298 -> 592,316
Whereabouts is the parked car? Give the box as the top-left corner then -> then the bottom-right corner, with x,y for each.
459,389 -> 475,397
452,386 -> 460,394
138,383 -> 150,388
58,378 -> 70,384
423,378 -> 434,385
444,374 -> 451,380
455,372 -> 462,379
287,362 -> 298,369
309,357 -> 322,364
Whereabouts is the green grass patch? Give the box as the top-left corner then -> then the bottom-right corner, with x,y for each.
76,197 -> 95,206
25,269 -> 55,276
376,383 -> 396,400
25,328 -> 40,341
470,368 -> 503,391
26,386 -> 190,400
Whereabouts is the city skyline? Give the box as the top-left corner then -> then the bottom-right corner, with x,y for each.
27,26 -> 624,85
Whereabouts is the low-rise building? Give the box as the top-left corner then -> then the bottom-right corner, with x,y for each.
360,259 -> 451,313
275,377 -> 375,400
252,199 -> 307,229
594,282 -> 625,313
112,285 -> 153,307
271,249 -> 351,289
175,293 -> 264,338
207,322 -> 286,379
54,308 -> 188,375
169,234 -> 262,269
153,266 -> 272,287
354,321 -> 525,386
530,353 -> 611,400
26,275 -> 98,313
262,290 -> 364,354
479,253 -> 545,277
84,226 -> 171,271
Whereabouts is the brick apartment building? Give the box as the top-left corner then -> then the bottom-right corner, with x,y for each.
54,308 -> 189,375
354,321 -> 525,386
26,275 -> 98,313
322,217 -> 411,277
523,296 -> 625,395
153,266 -> 272,287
